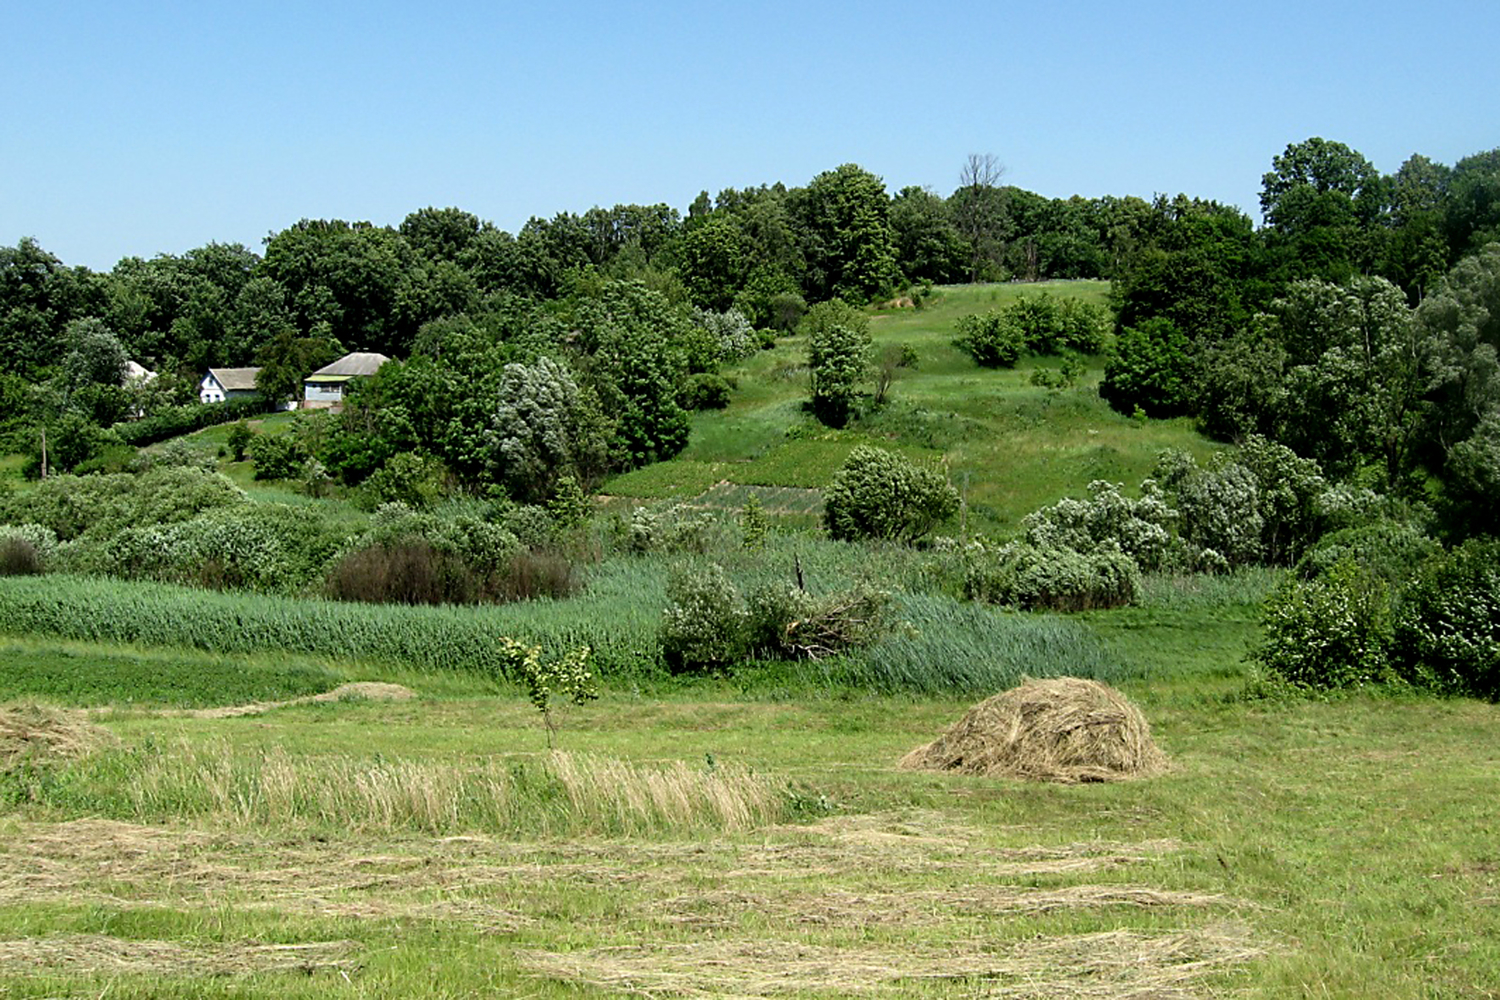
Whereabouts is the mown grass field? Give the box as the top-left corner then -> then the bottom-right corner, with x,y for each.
604,281 -> 1222,535
2,569 -> 1499,998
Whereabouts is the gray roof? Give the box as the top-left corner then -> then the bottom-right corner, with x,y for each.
207,367 -> 261,392
310,352 -> 391,379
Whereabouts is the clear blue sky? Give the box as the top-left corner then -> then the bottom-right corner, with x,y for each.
5,0 -> 1497,271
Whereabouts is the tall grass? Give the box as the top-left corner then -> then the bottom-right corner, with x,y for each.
33,743 -> 783,836
843,594 -> 1119,693
0,574 -> 662,680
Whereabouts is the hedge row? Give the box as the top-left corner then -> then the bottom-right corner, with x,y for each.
113,398 -> 270,448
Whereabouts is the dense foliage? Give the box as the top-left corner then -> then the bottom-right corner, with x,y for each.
822,447 -> 958,543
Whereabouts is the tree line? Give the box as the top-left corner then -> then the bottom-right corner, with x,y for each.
3,138 -> 1499,524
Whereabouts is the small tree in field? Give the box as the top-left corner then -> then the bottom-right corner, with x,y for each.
808,323 -> 870,427
500,637 -> 597,748
823,446 -> 958,543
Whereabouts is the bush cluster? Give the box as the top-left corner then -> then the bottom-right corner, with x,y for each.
1391,539 -> 1500,698
327,539 -> 482,606
659,563 -> 894,673
1254,562 -> 1392,690
954,294 -> 1110,369
964,542 -> 1140,612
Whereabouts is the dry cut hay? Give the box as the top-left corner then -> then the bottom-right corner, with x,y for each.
522,925 -> 1260,999
899,677 -> 1167,784
0,702 -> 118,771
0,934 -> 358,977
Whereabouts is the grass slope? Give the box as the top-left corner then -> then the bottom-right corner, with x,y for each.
606,281 -> 1221,535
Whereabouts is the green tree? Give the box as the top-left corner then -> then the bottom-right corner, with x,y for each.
1270,277 -> 1433,484
486,356 -> 610,503
950,154 -> 1009,282
1260,137 -> 1387,281
1100,318 -> 1195,417
795,164 -> 898,302
254,328 -> 343,409
806,309 -> 871,427
1444,148 -> 1500,258
260,219 -> 415,355
400,206 -> 486,262
889,185 -> 967,284
674,216 -> 747,311
0,237 -> 104,379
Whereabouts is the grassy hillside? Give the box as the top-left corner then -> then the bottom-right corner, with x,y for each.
605,281 -> 1221,535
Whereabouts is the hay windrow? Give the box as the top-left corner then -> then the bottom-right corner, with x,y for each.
0,702 -> 118,770
521,926 -> 1262,999
653,883 -> 1235,930
0,934 -> 359,977
899,677 -> 1168,783
169,681 -> 417,719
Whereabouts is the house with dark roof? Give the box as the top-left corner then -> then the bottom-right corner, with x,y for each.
199,367 -> 262,404
301,352 -> 391,409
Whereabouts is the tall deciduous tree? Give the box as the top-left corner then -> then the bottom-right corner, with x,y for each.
1260,137 -> 1387,281
794,164 -> 898,303
951,153 -> 1009,283
889,186 -> 966,284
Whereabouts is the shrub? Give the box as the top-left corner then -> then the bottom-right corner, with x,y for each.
953,311 -> 1024,368
1021,480 -> 1176,572
494,548 -> 579,602
1171,461 -> 1264,567
113,398 -> 267,448
1029,353 -> 1084,390
807,323 -> 870,427
965,542 -> 1141,612
1391,539 -> 1500,698
1296,521 -> 1439,585
0,538 -> 43,577
660,564 -> 746,673
357,452 -> 447,510
1006,294 -> 1063,352
90,503 -> 355,593
680,372 -> 733,410
225,420 -> 253,462
0,525 -> 59,571
327,539 -> 480,606
1,467 -> 248,543
740,496 -> 770,551
248,433 -> 307,480
1254,562 -> 1392,690
626,504 -> 718,554
1100,318 -> 1195,417
1055,298 -> 1111,354
746,581 -> 894,659
823,446 -> 958,543
1157,439 -> 1331,567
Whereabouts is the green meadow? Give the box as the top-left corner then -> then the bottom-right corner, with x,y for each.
1,282 -> 1497,998
606,282 -> 1220,533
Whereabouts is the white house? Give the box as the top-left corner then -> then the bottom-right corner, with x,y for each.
302,352 -> 390,408
199,367 -> 262,404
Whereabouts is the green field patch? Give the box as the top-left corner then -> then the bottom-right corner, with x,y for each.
0,638 -> 344,708
727,439 -> 942,489
691,483 -> 824,517
603,460 -> 731,499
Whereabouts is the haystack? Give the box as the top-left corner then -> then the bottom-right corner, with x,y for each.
0,703 -> 118,770
899,678 -> 1166,784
